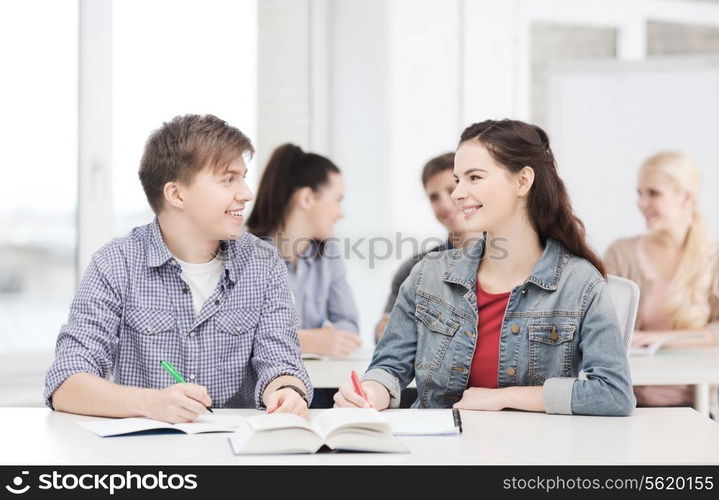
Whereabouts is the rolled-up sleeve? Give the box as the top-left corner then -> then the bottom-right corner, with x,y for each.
252,255 -> 313,408
43,251 -> 123,408
550,278 -> 636,416
543,377 -> 577,415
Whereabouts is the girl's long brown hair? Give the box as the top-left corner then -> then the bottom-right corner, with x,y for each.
460,119 -> 606,277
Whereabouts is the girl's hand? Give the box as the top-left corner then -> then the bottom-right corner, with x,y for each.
333,381 -> 390,410
299,328 -> 361,357
453,387 -> 507,411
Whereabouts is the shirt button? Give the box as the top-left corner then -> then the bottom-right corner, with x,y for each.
189,374 -> 196,381
214,300 -> 220,306
511,324 -> 520,334
182,287 -> 189,294
146,327 -> 154,333
188,331 -> 195,338
507,367 -> 516,376
521,288 -> 527,295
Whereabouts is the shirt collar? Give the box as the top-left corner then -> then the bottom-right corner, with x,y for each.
442,235 -> 564,291
145,217 -> 244,285
146,218 -> 175,268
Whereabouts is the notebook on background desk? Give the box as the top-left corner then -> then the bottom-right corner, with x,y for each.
301,347 -> 374,361
629,332 -> 705,356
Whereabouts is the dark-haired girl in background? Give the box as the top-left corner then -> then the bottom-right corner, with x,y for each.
246,144 -> 361,407
247,143 -> 360,355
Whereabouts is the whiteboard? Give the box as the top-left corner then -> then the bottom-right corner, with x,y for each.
547,57 -> 719,255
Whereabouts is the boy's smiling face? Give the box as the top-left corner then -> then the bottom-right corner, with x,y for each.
172,157 -> 253,241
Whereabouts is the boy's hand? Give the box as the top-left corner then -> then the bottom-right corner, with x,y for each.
266,387 -> 309,419
143,383 -> 212,423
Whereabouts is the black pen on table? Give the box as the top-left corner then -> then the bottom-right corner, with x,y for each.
452,407 -> 463,433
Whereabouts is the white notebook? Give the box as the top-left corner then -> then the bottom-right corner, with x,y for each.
79,414 -> 247,437
384,410 -> 461,436
629,332 -> 704,356
228,408 -> 408,454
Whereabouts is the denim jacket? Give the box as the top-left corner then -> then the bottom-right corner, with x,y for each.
364,237 -> 636,416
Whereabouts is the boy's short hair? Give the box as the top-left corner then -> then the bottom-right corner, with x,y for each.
139,114 -> 255,213
421,152 -> 455,188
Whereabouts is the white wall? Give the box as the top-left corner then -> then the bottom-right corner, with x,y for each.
258,0 -> 311,168
325,0 -> 467,342
548,58 -> 719,254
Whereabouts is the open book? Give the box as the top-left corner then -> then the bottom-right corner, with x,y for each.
228,408 -> 408,454
629,332 -> 705,356
79,414 -> 247,437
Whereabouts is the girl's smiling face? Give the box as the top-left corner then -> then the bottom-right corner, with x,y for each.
452,141 -> 529,235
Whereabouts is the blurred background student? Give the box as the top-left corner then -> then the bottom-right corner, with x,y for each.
604,151 -> 719,410
247,143 -> 361,358
374,152 -> 483,341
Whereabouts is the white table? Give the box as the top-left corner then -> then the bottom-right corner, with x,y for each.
304,348 -> 719,417
1,407 -> 718,465
629,348 -> 719,417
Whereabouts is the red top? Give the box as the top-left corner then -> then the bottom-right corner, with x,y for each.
468,282 -> 510,388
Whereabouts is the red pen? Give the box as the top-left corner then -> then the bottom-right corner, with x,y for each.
350,370 -> 369,402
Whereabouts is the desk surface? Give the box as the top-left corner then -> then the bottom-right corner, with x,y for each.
2,408 -> 718,465
305,348 -> 719,388
628,348 -> 719,385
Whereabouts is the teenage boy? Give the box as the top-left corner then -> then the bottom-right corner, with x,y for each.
374,153 -> 483,341
45,114 -> 312,422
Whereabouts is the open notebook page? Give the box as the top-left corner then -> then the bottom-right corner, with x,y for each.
383,410 -> 459,435
79,414 -> 246,437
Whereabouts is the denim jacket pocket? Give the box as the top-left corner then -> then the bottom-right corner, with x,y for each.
528,324 -> 575,384
214,308 -> 262,370
415,304 -> 459,337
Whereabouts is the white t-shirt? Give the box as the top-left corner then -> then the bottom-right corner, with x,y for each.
176,255 -> 225,316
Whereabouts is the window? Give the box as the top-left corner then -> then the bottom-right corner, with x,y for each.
530,22 -> 617,127
0,0 -> 78,353
112,0 -> 259,236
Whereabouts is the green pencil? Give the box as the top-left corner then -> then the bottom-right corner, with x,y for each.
160,360 -> 213,413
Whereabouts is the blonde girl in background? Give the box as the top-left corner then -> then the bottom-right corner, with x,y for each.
604,151 -> 719,410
